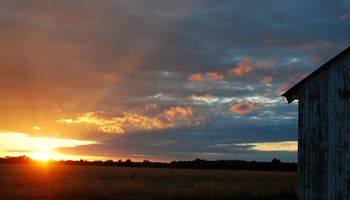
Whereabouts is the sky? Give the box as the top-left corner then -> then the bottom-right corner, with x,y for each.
0,0 -> 349,162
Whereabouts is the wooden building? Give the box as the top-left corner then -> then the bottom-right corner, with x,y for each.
283,46 -> 350,199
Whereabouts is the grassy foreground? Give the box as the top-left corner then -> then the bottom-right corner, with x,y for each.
0,163 -> 296,200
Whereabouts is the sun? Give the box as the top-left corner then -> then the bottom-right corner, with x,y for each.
30,150 -> 58,161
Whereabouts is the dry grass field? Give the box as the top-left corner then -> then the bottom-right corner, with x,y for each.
0,163 -> 296,200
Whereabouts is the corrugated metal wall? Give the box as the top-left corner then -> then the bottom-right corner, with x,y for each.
297,53 -> 350,199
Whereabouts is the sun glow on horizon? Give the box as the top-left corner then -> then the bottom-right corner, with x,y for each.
29,150 -> 59,161
0,132 -> 97,161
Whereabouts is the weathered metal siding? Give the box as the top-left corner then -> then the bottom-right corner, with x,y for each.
298,53 -> 350,199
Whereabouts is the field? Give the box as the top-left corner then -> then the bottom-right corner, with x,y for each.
0,163 -> 296,200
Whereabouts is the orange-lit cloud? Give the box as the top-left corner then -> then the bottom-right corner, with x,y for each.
164,106 -> 193,119
153,106 -> 195,128
144,103 -> 158,111
229,59 -> 275,76
229,60 -> 253,76
229,100 -> 261,115
188,72 -> 224,81
57,106 -> 199,134
205,72 -> 224,80
57,112 -> 152,134
98,125 -> 125,134
260,76 -> 273,85
188,73 -> 203,81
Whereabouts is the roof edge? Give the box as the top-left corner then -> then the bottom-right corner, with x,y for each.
282,90 -> 298,103
282,45 -> 350,103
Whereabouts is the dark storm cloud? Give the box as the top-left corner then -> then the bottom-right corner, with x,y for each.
57,120 -> 298,162
1,0 -> 349,161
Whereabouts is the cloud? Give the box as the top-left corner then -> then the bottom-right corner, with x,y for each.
229,100 -> 261,115
276,83 -> 292,94
254,59 -> 275,68
188,94 -> 239,105
188,73 -> 203,81
260,76 -> 273,85
57,106 -> 200,134
189,94 -> 217,104
188,72 -> 224,81
144,103 -> 158,111
237,141 -> 297,152
1,0 -> 348,161
229,59 -> 275,77
163,106 -> 193,119
154,106 -> 199,128
311,54 -> 322,63
98,125 -> 125,134
56,124 -> 298,162
229,60 -> 253,76
276,70 -> 309,94
205,72 -> 224,80
339,12 -> 350,20
57,112 -> 153,134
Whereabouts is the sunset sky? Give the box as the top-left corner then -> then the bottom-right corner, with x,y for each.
1,0 -> 349,162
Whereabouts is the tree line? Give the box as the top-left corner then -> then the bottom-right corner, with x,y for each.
0,156 -> 296,171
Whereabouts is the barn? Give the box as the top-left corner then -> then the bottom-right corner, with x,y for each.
283,46 -> 350,199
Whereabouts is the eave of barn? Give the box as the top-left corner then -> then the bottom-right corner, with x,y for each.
282,46 -> 350,103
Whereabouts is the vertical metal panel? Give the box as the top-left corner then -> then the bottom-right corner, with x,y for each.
297,53 -> 350,199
